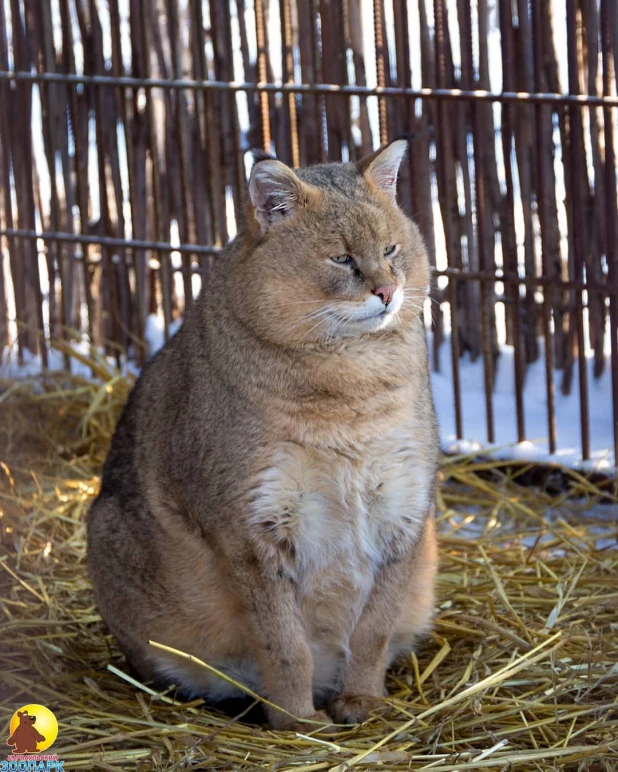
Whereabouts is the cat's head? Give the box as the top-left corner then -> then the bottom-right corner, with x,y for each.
234,140 -> 430,348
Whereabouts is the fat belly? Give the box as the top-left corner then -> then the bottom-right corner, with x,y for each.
249,437 -> 428,696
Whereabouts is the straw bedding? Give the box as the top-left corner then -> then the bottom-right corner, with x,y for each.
1,354 -> 617,771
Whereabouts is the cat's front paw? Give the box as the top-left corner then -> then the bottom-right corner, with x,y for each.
329,693 -> 386,724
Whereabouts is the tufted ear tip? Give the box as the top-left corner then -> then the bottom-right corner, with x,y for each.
249,148 -> 275,165
357,138 -> 408,198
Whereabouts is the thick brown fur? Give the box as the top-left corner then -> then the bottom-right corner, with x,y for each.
87,141 -> 440,730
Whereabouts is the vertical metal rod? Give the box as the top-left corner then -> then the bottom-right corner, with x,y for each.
60,0 -> 95,356
465,0 -> 494,443
310,0 -> 325,162
0,3 -> 22,361
34,0 -> 63,358
280,0 -> 300,167
220,0 -> 245,213
8,0 -> 47,365
418,0 -> 441,373
255,0 -> 272,152
392,0 -> 413,216
434,0 -> 463,439
340,0 -> 355,160
532,0 -> 557,453
109,0 -> 146,353
140,0 -> 171,341
190,0 -> 222,258
566,0 -> 591,461
373,0 -> 388,145
166,0 -> 194,311
89,0 -> 121,360
499,0 -> 525,442
601,0 -> 618,470
449,275 -> 463,440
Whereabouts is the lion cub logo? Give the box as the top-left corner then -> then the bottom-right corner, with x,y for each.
6,704 -> 58,754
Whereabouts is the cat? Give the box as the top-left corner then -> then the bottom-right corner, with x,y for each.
87,139 -> 440,731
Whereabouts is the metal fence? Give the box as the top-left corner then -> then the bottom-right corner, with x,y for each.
0,0 -> 617,468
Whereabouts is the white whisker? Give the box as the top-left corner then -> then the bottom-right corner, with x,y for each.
298,310 -> 342,340
286,307 -> 337,334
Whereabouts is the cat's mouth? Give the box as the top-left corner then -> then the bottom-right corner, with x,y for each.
331,288 -> 404,336
356,307 -> 393,322
346,308 -> 397,333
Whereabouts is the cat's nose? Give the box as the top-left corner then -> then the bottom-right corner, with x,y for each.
372,284 -> 397,306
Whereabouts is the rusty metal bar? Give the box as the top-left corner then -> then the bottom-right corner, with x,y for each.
90,0 -> 122,362
310,0 -> 325,163
601,0 -> 618,470
279,0 -> 300,167
166,0 -> 194,311
0,228 -> 221,255
10,0 -> 48,367
255,0 -> 272,151
465,0 -> 495,444
34,0 -> 63,359
434,0 -> 463,440
109,0 -> 146,354
373,0 -> 388,145
447,275 -> 463,441
60,0 -> 95,354
0,8 -> 22,362
532,0 -> 557,454
4,228 -> 617,295
340,0 -> 355,160
566,0 -> 591,461
0,71 -> 617,106
499,0 -> 525,443
141,0 -> 172,343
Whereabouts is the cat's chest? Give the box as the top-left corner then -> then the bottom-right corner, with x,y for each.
248,427 -> 432,581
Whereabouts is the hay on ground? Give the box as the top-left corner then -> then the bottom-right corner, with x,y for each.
0,358 -> 617,771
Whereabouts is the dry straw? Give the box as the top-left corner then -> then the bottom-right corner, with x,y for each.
1,350 -> 617,770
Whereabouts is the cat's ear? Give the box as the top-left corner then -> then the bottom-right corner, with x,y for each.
357,138 -> 408,199
249,159 -> 306,230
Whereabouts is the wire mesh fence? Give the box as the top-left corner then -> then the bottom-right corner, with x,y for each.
0,0 -> 616,468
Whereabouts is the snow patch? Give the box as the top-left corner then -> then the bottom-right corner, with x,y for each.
0,339 -> 137,380
431,335 -> 615,471
144,313 -> 183,359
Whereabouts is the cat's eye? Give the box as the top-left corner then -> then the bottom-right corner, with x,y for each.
331,254 -> 354,265
384,244 -> 398,258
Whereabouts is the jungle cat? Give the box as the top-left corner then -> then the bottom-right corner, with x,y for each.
87,139 -> 440,731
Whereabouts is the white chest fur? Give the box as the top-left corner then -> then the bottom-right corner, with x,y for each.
248,423 -> 432,599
